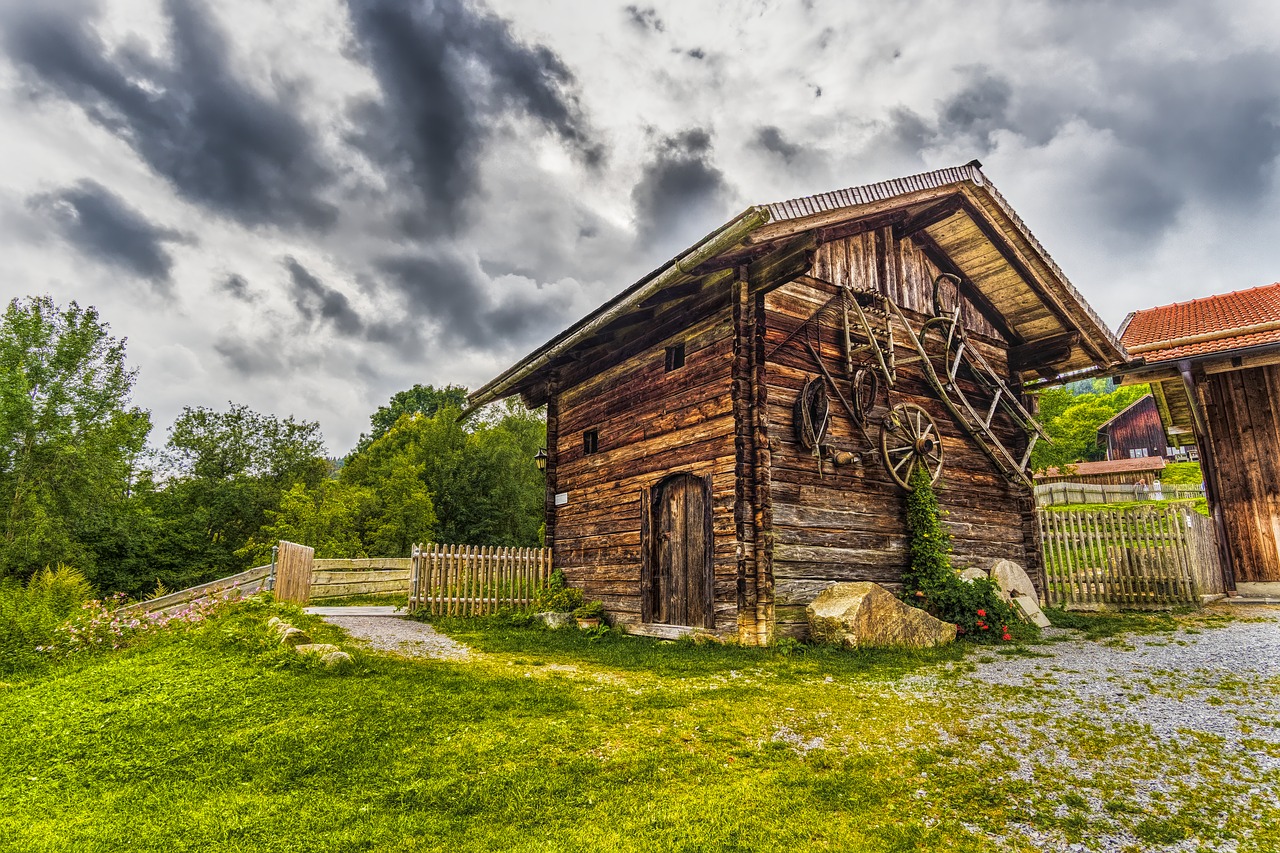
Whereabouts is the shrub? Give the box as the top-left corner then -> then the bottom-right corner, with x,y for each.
536,569 -> 585,612
572,600 -> 606,620
0,565 -> 95,675
901,466 -> 1021,643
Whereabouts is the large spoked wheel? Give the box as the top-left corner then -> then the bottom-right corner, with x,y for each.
879,403 -> 945,490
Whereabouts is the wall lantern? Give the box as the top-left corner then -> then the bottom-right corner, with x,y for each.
533,447 -> 548,472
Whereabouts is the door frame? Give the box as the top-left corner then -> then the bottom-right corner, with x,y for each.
640,471 -> 715,628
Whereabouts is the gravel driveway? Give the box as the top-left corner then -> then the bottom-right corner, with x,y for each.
317,613 -> 472,661
930,605 -> 1280,852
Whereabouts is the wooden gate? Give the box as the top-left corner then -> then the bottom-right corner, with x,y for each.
642,473 -> 714,628
1038,505 -> 1225,610
274,540 -> 315,603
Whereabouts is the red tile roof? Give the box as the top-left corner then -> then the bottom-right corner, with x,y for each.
1035,457 -> 1167,479
1121,282 -> 1280,363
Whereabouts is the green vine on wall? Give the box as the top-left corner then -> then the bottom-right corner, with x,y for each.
902,465 -> 1021,642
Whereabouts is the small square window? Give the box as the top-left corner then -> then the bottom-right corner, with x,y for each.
583,429 -> 598,455
665,343 -> 685,372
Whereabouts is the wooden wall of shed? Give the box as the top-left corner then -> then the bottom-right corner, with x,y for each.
1201,366 -> 1280,583
1101,397 -> 1166,461
765,233 -> 1040,637
551,303 -> 742,633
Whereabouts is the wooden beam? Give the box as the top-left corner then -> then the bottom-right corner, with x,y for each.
949,197 -> 1105,363
639,278 -> 710,307
1008,331 -> 1080,374
909,229 -> 1022,345
747,234 -> 817,294
815,210 -> 908,246
893,195 -> 965,239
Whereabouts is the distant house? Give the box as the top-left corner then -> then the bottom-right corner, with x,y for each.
1096,395 -> 1171,461
1119,281 -> 1280,588
468,163 -> 1125,642
1034,456 -> 1167,486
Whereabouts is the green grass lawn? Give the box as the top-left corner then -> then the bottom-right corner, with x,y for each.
1,600 -> 1276,852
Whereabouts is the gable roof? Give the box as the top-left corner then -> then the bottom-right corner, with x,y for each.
1035,456 -> 1167,479
467,162 -> 1127,411
1096,394 -> 1156,432
1120,282 -> 1280,363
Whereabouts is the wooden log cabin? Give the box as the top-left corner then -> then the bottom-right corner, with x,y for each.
467,163 -> 1127,642
1118,281 -> 1280,590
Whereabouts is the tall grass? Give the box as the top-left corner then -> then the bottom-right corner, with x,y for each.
0,565 -> 94,676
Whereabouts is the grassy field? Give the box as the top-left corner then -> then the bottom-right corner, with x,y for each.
1,600 -> 1275,852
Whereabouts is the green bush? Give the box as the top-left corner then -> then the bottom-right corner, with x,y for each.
572,600 -> 606,620
0,565 -> 95,675
901,467 -> 1022,643
536,569 -> 585,612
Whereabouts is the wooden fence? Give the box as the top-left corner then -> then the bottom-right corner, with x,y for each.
1034,481 -> 1205,507
274,540 -> 314,603
407,543 -> 552,616
1038,504 -> 1225,610
309,558 -> 412,600
118,563 -> 273,617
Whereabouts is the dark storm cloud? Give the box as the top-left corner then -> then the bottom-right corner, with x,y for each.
219,273 -> 257,302
344,0 -> 602,237
631,129 -> 734,251
5,0 -> 337,230
881,53 -> 1280,241
285,257 -> 364,337
885,67 -> 1014,156
27,179 -> 188,287
377,251 -> 565,348
214,335 -> 284,376
624,6 -> 665,33
753,126 -> 804,164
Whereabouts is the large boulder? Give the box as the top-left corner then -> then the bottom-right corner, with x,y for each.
807,582 -> 957,649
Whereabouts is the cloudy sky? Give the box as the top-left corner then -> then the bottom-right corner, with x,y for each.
2,0 -> 1278,454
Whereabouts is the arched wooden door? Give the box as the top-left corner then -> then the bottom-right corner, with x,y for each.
641,472 -> 714,628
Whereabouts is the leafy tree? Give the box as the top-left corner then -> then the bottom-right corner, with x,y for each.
152,404 -> 328,586
1031,381 -> 1150,471
351,384 -> 469,456
0,297 -> 151,580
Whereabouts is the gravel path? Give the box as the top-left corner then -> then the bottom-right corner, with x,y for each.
917,606 -> 1280,853
320,615 -> 472,661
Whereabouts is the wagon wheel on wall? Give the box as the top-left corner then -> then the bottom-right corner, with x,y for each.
851,367 -> 879,424
879,402 -> 945,490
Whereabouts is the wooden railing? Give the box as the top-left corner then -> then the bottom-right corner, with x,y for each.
1034,481 -> 1205,507
407,543 -> 552,616
1038,504 -> 1225,610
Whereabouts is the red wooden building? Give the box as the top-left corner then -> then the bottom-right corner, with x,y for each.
468,163 -> 1126,641
1096,395 -> 1169,461
1119,282 -> 1280,587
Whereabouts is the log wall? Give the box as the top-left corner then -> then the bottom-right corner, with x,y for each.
1201,366 -> 1280,583
765,233 -> 1042,637
552,301 -> 742,633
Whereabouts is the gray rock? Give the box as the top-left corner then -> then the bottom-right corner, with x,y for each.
537,611 -> 573,629
278,626 -> 312,647
807,582 -> 957,649
958,567 -> 989,582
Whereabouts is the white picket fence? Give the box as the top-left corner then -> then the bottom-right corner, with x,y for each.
1034,481 -> 1205,507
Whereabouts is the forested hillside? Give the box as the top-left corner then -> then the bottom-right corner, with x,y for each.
0,296 -> 545,597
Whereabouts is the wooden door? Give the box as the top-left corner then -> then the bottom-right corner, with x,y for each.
643,473 -> 714,628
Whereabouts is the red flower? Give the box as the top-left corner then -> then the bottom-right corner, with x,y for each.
976,609 -> 986,617
1002,633 -> 1012,641
915,591 -> 925,598
956,626 -> 966,634
979,623 -> 989,630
